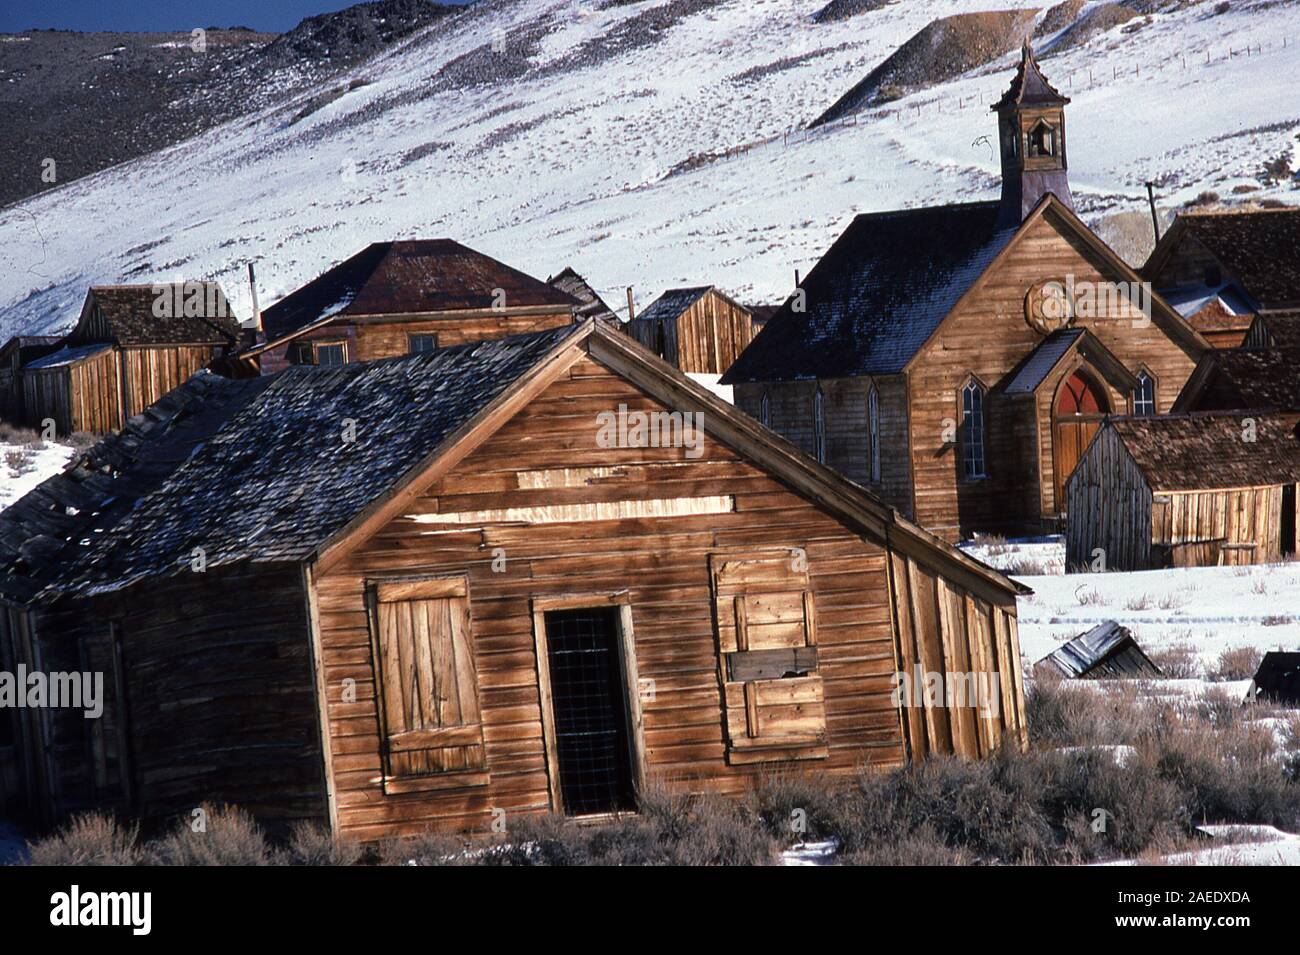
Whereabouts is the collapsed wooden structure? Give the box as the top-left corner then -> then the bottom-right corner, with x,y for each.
1065,412 -> 1300,570
1,322 -> 1028,838
1034,622 -> 1161,680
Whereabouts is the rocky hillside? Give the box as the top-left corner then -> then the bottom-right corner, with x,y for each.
0,2 -> 463,209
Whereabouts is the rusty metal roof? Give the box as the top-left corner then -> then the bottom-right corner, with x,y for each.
260,239 -> 578,342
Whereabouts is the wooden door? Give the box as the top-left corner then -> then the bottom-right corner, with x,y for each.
1052,371 -> 1108,513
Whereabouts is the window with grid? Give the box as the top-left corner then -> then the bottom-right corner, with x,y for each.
371,577 -> 485,778
408,334 -> 437,354
1132,371 -> 1155,415
314,342 -> 347,366
961,380 -> 986,479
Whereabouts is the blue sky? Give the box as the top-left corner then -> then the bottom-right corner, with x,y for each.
0,1 -> 471,34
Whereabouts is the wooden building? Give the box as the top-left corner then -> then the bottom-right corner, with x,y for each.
626,286 -> 756,374
723,44 -> 1209,540
1034,622 -> 1161,680
237,240 -> 579,375
1,322 -> 1028,837
1144,205 -> 1300,348
1064,412 -> 1300,570
13,284 -> 240,435
0,335 -> 61,422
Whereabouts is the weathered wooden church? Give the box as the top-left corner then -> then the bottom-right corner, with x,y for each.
723,43 -> 1211,541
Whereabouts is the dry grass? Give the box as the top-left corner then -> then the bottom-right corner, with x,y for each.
25,812 -> 141,865
1210,646 -> 1263,682
1148,643 -> 1201,679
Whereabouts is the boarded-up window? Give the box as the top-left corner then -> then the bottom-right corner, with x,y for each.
371,577 -> 485,779
709,550 -> 828,764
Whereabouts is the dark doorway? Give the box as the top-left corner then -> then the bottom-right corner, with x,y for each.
1282,484 -> 1297,557
543,607 -> 636,816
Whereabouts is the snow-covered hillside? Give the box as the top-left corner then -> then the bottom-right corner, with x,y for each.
2,0 -> 1298,340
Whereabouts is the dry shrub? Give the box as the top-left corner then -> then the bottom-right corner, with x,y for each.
26,813 -> 141,866
1026,671 -> 1144,746
750,770 -> 846,845
1148,643 -> 1201,679
377,829 -> 472,866
285,821 -> 363,866
147,804 -> 274,865
1210,646 -> 1262,682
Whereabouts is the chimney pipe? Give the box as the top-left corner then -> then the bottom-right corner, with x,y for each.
1145,182 -> 1162,245
626,286 -> 636,323
247,262 -> 263,334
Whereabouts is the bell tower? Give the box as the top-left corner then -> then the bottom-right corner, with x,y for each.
993,41 -> 1073,225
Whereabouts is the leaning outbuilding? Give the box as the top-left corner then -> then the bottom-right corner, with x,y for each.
1247,652 -> 1300,706
1034,622 -> 1161,679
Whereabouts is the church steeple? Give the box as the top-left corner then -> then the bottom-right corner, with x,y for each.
993,41 -> 1073,225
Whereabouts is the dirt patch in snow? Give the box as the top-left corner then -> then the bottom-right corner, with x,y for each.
1044,3 -> 1142,55
810,8 -> 1040,127
812,0 -> 900,24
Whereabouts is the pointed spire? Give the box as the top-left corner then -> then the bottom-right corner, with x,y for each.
992,39 -> 1070,112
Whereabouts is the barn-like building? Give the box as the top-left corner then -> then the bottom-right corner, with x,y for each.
234,239 -> 580,375
626,286 -> 756,375
722,44 -> 1209,540
1,322 -> 1028,837
1065,412 -> 1300,570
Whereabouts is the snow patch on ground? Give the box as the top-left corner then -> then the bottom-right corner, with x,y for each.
1106,825 -> 1300,866
0,441 -> 77,510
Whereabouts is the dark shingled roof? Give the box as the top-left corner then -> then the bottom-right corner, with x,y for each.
83,284 -> 241,346
260,240 -> 578,343
723,202 -> 1014,383
547,267 -> 619,324
1190,347 -> 1300,411
0,372 -> 270,606
1109,411 -> 1300,491
1252,311 -> 1300,349
1003,328 -> 1085,395
992,41 -> 1070,110
1171,208 -> 1300,309
635,287 -> 711,326
1036,622 -> 1160,679
54,324 -> 584,599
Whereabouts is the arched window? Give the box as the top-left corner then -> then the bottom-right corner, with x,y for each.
1028,120 -> 1055,158
760,391 -> 771,428
961,380 -> 986,479
813,387 -> 827,464
1132,371 -> 1156,415
867,385 -> 880,483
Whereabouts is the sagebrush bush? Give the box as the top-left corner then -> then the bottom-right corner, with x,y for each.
146,804 -> 273,866
285,821 -> 363,866
1211,646 -> 1262,682
26,813 -> 141,866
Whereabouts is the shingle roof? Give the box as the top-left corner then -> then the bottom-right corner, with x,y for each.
547,267 -> 619,324
1036,622 -> 1160,679
1110,411 -> 1300,491
635,287 -> 711,325
1191,347 -> 1300,411
84,284 -> 241,346
1254,311 -> 1300,349
723,202 -> 1014,383
259,239 -> 578,343
54,324 -> 584,599
1170,208 -> 1300,309
0,372 -> 270,606
23,343 -> 113,370
1003,328 -> 1085,395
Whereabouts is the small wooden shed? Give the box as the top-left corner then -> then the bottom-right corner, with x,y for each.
627,286 -> 755,374
1066,412 -> 1300,570
2,321 -> 1029,838
1034,622 -> 1161,679
0,335 -> 62,423
17,284 -> 240,435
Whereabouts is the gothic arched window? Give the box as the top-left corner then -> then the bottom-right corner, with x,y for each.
961,379 -> 987,479
867,385 -> 880,483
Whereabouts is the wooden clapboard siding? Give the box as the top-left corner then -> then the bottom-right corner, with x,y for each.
629,289 -> 754,374
1154,487 -> 1282,565
316,355 -> 908,840
258,309 -> 574,374
23,565 -> 327,828
733,375 -> 913,518
886,550 -> 1027,759
1065,425 -> 1153,571
22,349 -> 122,435
119,345 -> 221,419
907,207 -> 1202,540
